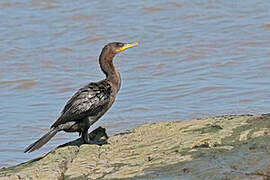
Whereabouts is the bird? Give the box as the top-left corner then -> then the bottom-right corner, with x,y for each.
24,42 -> 139,153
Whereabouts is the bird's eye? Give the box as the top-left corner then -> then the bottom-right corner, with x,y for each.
117,43 -> 124,47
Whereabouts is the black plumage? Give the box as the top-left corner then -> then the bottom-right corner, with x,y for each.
52,81 -> 112,128
24,42 -> 138,153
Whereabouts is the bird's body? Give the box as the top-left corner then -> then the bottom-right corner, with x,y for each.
24,42 -> 138,153
54,80 -> 115,137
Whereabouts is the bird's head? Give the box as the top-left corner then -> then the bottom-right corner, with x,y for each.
102,42 -> 139,56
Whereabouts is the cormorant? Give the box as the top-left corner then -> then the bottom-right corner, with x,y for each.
24,42 -> 139,153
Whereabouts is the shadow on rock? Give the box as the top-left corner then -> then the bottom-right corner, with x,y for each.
58,126 -> 109,148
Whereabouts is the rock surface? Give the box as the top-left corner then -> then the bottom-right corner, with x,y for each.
0,114 -> 270,180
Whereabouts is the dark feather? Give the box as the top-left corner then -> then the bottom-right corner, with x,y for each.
24,128 -> 59,153
51,81 -> 112,128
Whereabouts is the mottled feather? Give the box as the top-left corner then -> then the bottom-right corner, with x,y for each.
51,81 -> 112,128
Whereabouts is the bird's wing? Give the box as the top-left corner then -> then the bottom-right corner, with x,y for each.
51,81 -> 112,128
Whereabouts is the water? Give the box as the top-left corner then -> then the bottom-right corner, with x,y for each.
0,0 -> 270,168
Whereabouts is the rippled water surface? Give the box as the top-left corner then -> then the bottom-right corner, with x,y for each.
1,0 -> 270,168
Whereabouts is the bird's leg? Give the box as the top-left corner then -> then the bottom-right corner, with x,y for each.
82,130 -> 90,144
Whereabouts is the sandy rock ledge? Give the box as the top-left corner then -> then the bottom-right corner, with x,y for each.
0,114 -> 270,180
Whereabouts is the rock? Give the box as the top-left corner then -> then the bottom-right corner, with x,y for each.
0,114 -> 270,180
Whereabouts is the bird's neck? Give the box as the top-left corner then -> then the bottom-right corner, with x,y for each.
99,53 -> 121,92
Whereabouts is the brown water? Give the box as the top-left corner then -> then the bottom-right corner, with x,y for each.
0,0 -> 270,168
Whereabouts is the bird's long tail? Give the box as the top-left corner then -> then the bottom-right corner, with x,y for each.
24,128 -> 59,153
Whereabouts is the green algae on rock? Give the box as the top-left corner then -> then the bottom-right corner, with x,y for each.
0,114 -> 270,179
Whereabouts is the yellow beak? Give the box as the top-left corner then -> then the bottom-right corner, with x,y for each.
118,42 -> 139,52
